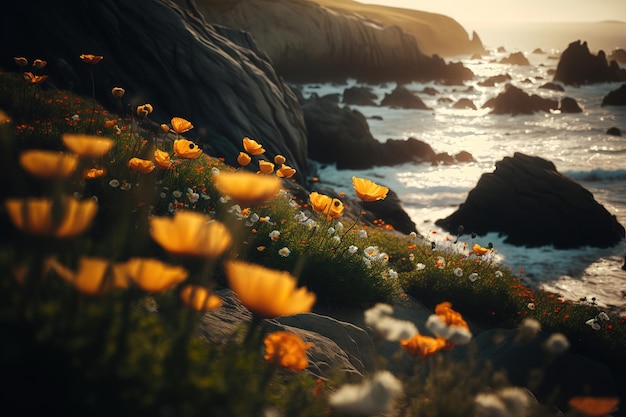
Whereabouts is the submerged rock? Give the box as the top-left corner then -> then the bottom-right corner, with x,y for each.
435,153 -> 625,248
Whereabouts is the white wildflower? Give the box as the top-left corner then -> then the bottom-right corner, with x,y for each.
468,272 -> 479,282
327,227 -> 335,235
416,263 -> 426,271
201,192 -> 211,200
245,212 -> 260,227
364,304 -> 418,341
543,333 -> 569,354
269,230 -> 281,241
426,314 -> 472,345
409,253 -> 415,262
363,246 -> 380,261
409,231 -> 417,240
172,190 -> 182,198
211,167 -> 220,175
453,268 -> 463,277
219,196 -> 231,204
495,271 -> 503,278
109,179 -> 120,188
597,312 -> 610,321
358,229 -> 368,239
186,188 -> 199,204
585,318 -> 601,330
516,318 -> 541,343
387,269 -> 398,279
335,222 -> 344,232
330,235 -> 341,246
348,245 -> 358,254
278,247 -> 291,257
379,252 -> 389,262
328,371 -> 403,415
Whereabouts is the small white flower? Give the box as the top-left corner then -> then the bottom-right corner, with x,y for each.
409,231 -> 417,240
269,230 -> 281,241
543,333 -> 569,354
468,273 -> 479,282
527,302 -> 535,310
348,245 -> 358,254
335,222 -> 344,232
219,196 -> 231,204
426,314 -> 472,345
144,296 -> 158,314
597,312 -> 610,321
585,318 -> 601,330
260,216 -> 271,223
435,256 -> 445,269
278,247 -> 291,257
201,192 -> 211,200
120,182 -> 132,191
186,188 -> 199,204
160,192 -> 166,199
359,229 -> 368,239
294,211 -> 308,223
363,246 -> 380,261
408,253 -> 415,262
71,114 -> 80,121
516,317 -> 541,343
288,199 -> 298,208
453,268 -> 463,277
172,190 -> 182,198
363,257 -> 372,268
330,235 -> 341,246
245,212 -> 260,227
379,252 -> 389,262
109,179 -> 120,188
495,271 -> 503,278
328,371 -> 403,416
327,227 -> 335,235
416,263 -> 426,271
211,167 -> 220,175
387,269 -> 398,279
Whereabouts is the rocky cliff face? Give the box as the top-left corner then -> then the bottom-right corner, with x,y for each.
0,0 -> 309,182
188,0 -> 475,83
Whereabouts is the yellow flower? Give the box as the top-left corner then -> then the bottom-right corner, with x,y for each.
471,243 -> 490,256
23,72 -> 48,85
83,168 -> 106,179
19,150 -> 78,179
274,154 -> 286,165
352,176 -> 389,202
173,139 -> 203,159
5,197 -> 98,238
276,164 -> 296,179
127,157 -> 155,174
154,149 -> 172,170
179,284 -> 223,312
62,134 -> 114,158
104,119 -> 117,128
14,57 -> 28,67
32,59 -> 47,69
160,124 -> 170,133
242,137 -> 265,155
309,192 -> 343,219
50,257 -> 128,296
212,171 -> 281,207
123,258 -> 188,293
111,87 -> 125,98
225,260 -> 316,318
150,211 -> 232,258
400,334 -> 448,358
79,54 -> 103,65
237,152 -> 251,167
170,117 -> 193,134
264,331 -> 312,372
258,160 -> 275,174
143,103 -> 154,113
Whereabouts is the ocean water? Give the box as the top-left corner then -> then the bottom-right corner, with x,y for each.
300,47 -> 626,309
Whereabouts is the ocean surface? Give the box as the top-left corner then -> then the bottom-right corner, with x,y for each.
299,41 -> 626,309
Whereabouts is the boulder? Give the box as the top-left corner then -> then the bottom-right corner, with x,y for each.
539,82 -> 565,92
435,153 -> 625,248
558,96 -> 583,113
553,40 -> 626,85
601,83 -> 626,106
419,87 -> 440,96
477,74 -> 512,87
482,84 -> 558,115
362,189 -> 418,235
607,127 -> 622,136
608,48 -> 626,64
342,86 -> 378,106
380,86 -> 431,110
0,0 -> 310,183
499,52 -> 530,65
452,98 -> 477,110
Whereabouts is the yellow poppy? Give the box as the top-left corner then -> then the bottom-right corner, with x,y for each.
274,154 -> 286,165
276,164 -> 296,179
154,149 -> 172,170
80,54 -> 103,65
568,396 -> 620,417
19,150 -> 78,179
103,119 -> 117,128
136,106 -> 149,118
111,87 -> 125,98
237,152 -> 251,167
123,258 -> 188,293
258,160 -> 275,174
309,192 -> 343,219
14,57 -> 28,67
5,197 -> 98,238
160,124 -> 170,133
170,117 -> 193,134
352,176 -> 389,202
23,72 -> 48,85
127,157 -> 155,174
173,139 -> 203,159
50,257 -> 128,296
32,59 -> 47,69
264,331 -> 312,372
83,168 -> 106,179
225,260 -> 316,319
471,243 -> 490,256
400,334 -> 448,358
62,134 -> 114,158
179,284 -> 222,312
150,211 -> 232,258
242,137 -> 265,155
212,171 -> 281,207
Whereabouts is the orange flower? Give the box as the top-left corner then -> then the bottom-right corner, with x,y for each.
160,124 -> 170,133
50,257 -> 128,296
434,302 -> 469,329
264,331 -> 312,372
19,150 -> 78,179
13,57 -> 28,67
173,139 -> 203,159
471,243 -> 490,256
352,176 -> 389,202
309,192 -> 343,219
400,334 -> 448,358
154,149 -> 172,169
179,285 -> 222,311
127,157 -> 155,174
62,134 -> 114,158
150,211 -> 232,258
5,197 -> 98,238
170,117 -> 193,134
23,72 -> 48,85
273,154 -> 286,165
568,397 -> 620,417
104,119 -> 117,128
32,59 -> 47,69
237,152 -> 251,167
242,137 -> 265,155
212,171 -> 281,207
111,87 -> 125,98
83,168 -> 106,179
123,258 -> 188,293
79,54 -> 103,65
276,164 -> 296,179
225,260 -> 316,318
258,160 -> 275,174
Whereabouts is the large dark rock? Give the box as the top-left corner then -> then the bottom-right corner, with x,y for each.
435,153 -> 625,248
0,0 -> 309,183
342,86 -> 378,106
477,73 -> 512,87
558,96 -> 583,113
602,84 -> 626,106
607,127 -> 622,136
482,84 -> 558,115
539,82 -> 565,92
553,40 -> 626,85
609,48 -> 626,64
499,52 -> 530,66
452,98 -> 477,110
380,85 -> 431,110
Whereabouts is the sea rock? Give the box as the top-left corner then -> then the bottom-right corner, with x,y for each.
0,0 -> 310,183
539,82 -> 565,92
607,127 -> 622,136
609,48 -> 626,63
553,40 -> 626,85
193,0 -> 476,83
452,98 -> 477,110
499,52 -> 530,65
454,151 -> 476,163
380,86 -> 430,110
558,96 -> 583,113
342,86 -> 378,106
420,87 -> 440,96
437,97 -> 454,105
362,189 -> 418,235
532,48 -> 546,54
601,84 -> 626,106
435,152 -> 625,248
477,74 -> 512,87
482,84 -> 558,115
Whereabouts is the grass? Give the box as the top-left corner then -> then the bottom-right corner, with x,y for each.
1,63 -> 624,416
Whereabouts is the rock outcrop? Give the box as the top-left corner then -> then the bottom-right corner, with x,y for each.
558,97 -> 583,113
0,0 -> 310,183
499,52 -> 530,66
553,40 -> 626,85
602,84 -> 626,106
342,86 -> 378,106
539,82 -> 565,92
380,86 -> 430,110
482,85 -> 558,115
435,153 -> 625,249
191,0 -> 475,83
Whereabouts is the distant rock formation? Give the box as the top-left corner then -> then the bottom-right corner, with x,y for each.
608,48 -> 626,63
435,153 -> 625,249
452,98 -> 477,110
191,0 -> 475,83
482,85 -> 558,115
601,84 -> 626,106
478,74 -> 512,87
499,52 -> 530,66
553,40 -> 626,85
380,86 -> 430,110
539,82 -> 565,92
